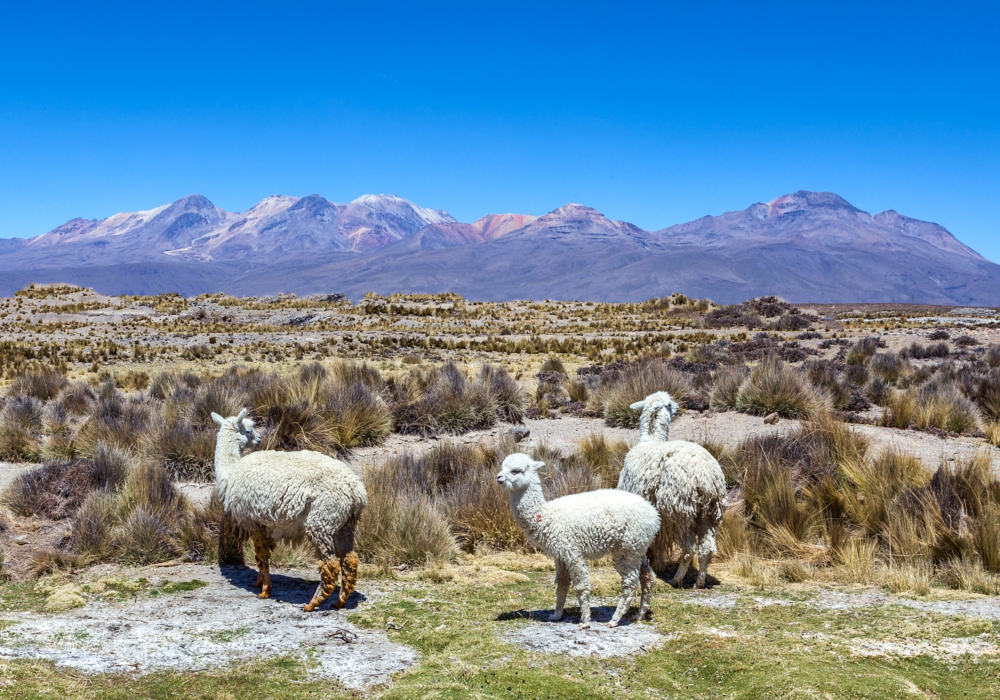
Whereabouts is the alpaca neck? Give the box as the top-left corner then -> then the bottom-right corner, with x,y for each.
640,409 -> 671,442
509,479 -> 547,541
214,430 -> 243,486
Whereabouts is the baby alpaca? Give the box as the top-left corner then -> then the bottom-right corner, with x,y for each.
497,453 -> 659,628
618,392 -> 727,588
212,409 -> 367,611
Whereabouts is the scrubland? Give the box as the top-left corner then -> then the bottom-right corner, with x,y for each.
2,284 -> 1000,697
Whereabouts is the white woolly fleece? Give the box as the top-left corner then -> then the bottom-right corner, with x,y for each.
619,392 -> 727,588
498,453 -> 659,627
213,415 -> 367,555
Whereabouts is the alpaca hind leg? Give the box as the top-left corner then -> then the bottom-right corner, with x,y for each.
696,527 -> 718,589
648,526 -> 673,576
608,558 -> 641,627
567,559 -> 592,629
550,560 -> 571,621
671,531 -> 697,588
637,558 -> 655,621
333,521 -> 360,609
304,558 -> 340,612
252,528 -> 275,599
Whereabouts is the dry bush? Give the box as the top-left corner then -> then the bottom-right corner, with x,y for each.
866,377 -> 890,406
731,552 -> 777,586
41,403 -> 77,460
539,357 -> 567,375
906,342 -> 950,359
588,359 -> 691,428
116,370 -> 151,392
55,382 -> 95,415
75,385 -> 155,456
879,562 -> 932,595
734,354 -> 827,418
972,370 -> 1000,421
478,364 -> 526,423
986,345 -> 1000,368
31,549 -> 82,577
986,420 -> 1000,447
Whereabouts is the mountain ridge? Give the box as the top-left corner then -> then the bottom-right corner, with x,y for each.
0,191 -> 997,305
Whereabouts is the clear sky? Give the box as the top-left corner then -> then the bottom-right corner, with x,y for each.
1,1 -> 998,260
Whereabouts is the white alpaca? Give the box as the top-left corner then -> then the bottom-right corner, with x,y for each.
212,409 -> 367,611
497,453 -> 659,628
617,392 -> 727,589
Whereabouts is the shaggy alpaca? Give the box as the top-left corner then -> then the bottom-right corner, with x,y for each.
618,392 -> 727,588
212,409 -> 367,611
497,453 -> 659,628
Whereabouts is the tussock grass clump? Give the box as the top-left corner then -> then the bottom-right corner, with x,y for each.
985,420 -> 1000,447
72,459 -> 206,565
0,396 -> 44,462
986,345 -> 1000,368
868,353 -> 906,384
392,362 -> 521,436
722,413 -> 1000,589
588,359 -> 690,428
734,354 -> 827,418
1,458 -> 106,519
9,368 -> 68,401
845,337 -> 884,366
906,341 -> 950,359
709,366 -> 748,412
882,389 -> 917,429
576,433 -> 631,486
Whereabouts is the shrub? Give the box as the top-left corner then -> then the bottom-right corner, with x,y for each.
55,382 -> 95,415
576,433 -> 631,487
986,420 -> 1000,447
971,370 -> 1000,421
906,342 -> 950,359
882,390 -> 917,429
866,377 -> 890,406
927,329 -> 950,341
75,387 -> 155,456
955,335 -> 979,348
41,403 -> 77,460
588,359 -> 691,428
734,354 -> 826,418
478,364 -> 525,423
987,345 -> 1000,368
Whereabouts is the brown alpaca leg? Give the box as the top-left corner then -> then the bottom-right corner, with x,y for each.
304,558 -> 340,612
252,530 -> 275,598
335,552 -> 359,609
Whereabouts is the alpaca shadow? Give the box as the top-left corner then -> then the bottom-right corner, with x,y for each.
654,564 -> 721,589
219,564 -> 366,610
496,606 -> 642,626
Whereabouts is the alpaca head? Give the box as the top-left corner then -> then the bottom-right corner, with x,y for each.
211,408 -> 262,452
630,391 -> 679,441
496,453 -> 544,492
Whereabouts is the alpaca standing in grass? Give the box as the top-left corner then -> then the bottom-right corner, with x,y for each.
212,409 -> 367,611
497,453 -> 659,628
618,392 -> 727,588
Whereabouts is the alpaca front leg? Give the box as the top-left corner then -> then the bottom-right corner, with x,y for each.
671,532 -> 697,588
252,530 -> 275,599
608,561 -> 641,627
304,558 -> 341,612
637,558 -> 655,621
696,528 -> 717,589
568,560 -> 592,629
550,560 -> 570,622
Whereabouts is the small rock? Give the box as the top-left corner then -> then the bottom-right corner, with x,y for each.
508,426 -> 531,443
764,412 -> 779,425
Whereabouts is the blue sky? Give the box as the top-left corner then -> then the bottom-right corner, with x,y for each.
1,1 -> 998,260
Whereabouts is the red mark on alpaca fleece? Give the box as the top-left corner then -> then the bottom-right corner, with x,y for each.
536,514 -> 542,523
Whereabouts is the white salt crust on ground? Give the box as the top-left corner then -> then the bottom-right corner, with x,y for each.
0,565 -> 417,690
501,607 -> 670,657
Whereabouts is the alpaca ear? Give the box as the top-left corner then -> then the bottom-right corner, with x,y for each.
236,408 -> 248,423
629,400 -> 645,411
211,412 -> 225,426
530,460 -> 545,470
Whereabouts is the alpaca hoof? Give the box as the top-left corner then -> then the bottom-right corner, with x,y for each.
548,613 -> 562,622
333,599 -> 347,610
303,602 -> 319,612
606,621 -> 618,628
258,591 -> 270,599
578,623 -> 591,630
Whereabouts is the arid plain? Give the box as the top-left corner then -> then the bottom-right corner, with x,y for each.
2,283 -> 1000,698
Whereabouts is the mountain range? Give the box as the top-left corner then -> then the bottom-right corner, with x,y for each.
1,191 -> 997,305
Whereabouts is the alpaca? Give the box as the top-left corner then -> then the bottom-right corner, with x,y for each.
211,409 -> 367,611
617,392 -> 727,588
497,453 -> 659,628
